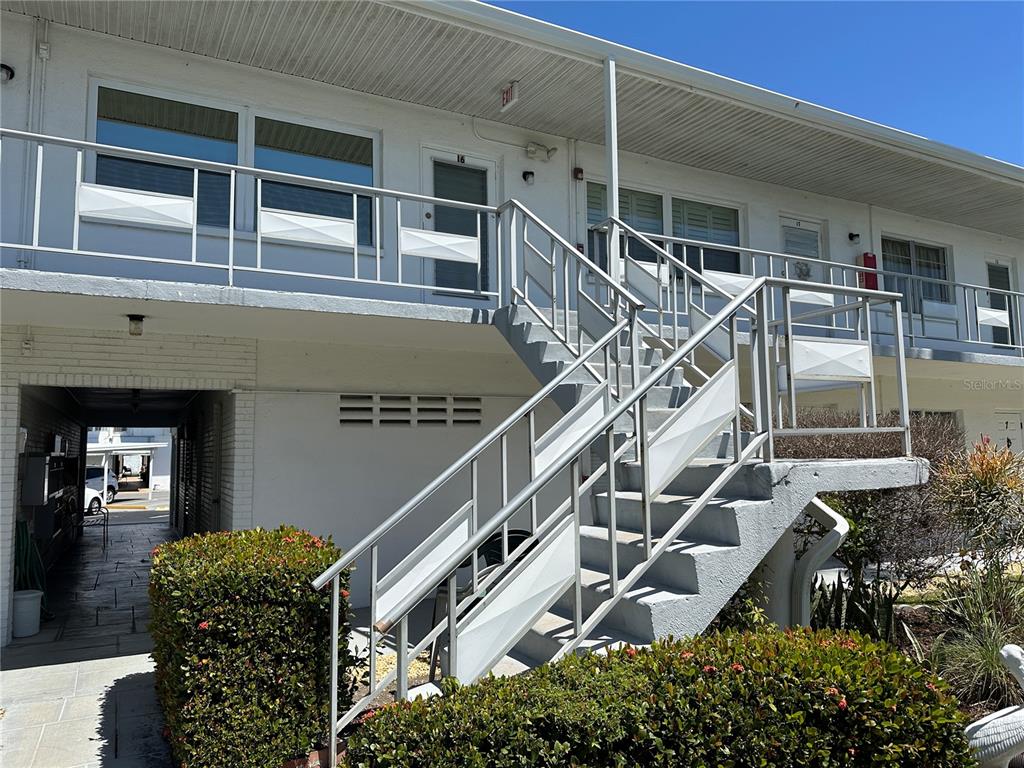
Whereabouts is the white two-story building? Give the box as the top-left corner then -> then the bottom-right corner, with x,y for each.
1,0 -> 1021,689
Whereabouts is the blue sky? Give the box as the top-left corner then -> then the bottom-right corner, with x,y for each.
491,2 -> 1024,166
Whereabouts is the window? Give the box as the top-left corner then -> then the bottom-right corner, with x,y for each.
587,182 -> 663,264
673,198 -> 740,272
254,117 -> 374,245
95,87 -> 238,227
881,237 -> 951,305
94,86 -> 379,237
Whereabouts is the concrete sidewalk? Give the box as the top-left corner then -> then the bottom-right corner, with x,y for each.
0,654 -> 167,767
1,521 -> 175,767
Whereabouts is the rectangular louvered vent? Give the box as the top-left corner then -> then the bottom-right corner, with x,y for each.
339,394 -> 482,427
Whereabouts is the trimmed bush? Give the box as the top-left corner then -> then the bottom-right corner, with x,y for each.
343,629 -> 974,767
150,526 -> 355,768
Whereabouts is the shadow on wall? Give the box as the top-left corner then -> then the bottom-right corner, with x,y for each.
97,670 -> 171,767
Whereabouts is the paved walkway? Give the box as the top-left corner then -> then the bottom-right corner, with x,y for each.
1,520 -> 176,767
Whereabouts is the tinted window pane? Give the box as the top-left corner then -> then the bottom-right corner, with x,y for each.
255,118 -> 374,245
95,88 -> 237,228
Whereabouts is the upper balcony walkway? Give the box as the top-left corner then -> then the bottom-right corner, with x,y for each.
1,129 -> 1020,362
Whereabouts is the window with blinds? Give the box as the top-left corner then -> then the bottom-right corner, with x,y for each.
881,237 -> 951,305
255,117 -> 374,245
672,198 -> 740,272
586,182 -> 663,264
95,87 -> 238,227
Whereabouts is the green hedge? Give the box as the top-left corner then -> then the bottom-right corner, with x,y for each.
343,629 -> 974,767
150,526 -> 355,768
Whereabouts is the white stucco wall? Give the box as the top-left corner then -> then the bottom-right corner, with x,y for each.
250,334 -> 562,605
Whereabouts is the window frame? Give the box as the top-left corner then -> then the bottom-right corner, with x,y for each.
86,77 -> 382,239
880,233 -> 955,305
581,175 -> 747,271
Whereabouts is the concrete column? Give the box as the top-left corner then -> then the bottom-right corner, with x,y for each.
0,382 -> 21,645
603,56 -> 620,281
760,524 -> 797,627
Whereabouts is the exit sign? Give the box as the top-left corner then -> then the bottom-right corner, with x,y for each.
500,80 -> 519,112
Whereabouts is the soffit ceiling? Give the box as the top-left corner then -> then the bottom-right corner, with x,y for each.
4,0 -> 1022,238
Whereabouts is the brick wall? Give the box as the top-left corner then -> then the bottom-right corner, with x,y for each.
0,324 -> 258,644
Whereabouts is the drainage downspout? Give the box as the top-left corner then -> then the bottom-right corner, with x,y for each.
20,18 -> 49,267
791,496 -> 849,627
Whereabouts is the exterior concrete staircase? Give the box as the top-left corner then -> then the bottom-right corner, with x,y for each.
314,202 -> 916,752
495,301 -> 924,666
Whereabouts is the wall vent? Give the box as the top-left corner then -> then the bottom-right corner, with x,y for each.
339,394 -> 482,427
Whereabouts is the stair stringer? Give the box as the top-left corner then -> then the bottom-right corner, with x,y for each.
510,456 -> 929,664
625,457 -> 932,640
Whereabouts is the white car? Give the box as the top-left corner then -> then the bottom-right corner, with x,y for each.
83,486 -> 104,516
86,467 -> 119,503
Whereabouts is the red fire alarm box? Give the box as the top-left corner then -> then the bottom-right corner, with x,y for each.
857,252 -> 878,290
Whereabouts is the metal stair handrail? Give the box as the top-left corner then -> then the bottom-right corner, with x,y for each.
374,275 -> 771,633
604,220 -> 1024,358
501,200 -> 644,312
320,271 -> 910,757
311,314 -> 633,591
324,275 -> 768,750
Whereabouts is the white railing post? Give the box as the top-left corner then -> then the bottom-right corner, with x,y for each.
227,169 -> 235,286
571,456 -> 583,634
190,167 -> 199,263
328,574 -> 340,768
892,298 -> 912,456
72,148 -> 82,252
255,177 -> 263,270
352,192 -> 360,280
447,572 -> 458,678
32,142 -> 43,249
369,545 -> 378,692
603,56 -> 620,281
396,616 -> 409,701
755,287 -> 774,462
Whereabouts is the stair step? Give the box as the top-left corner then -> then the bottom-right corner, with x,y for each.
512,604 -> 646,665
541,340 -> 664,366
578,523 -> 737,594
620,458 -> 771,499
593,491 -> 745,545
550,563 -> 710,641
694,430 -> 756,460
580,382 -> 692,410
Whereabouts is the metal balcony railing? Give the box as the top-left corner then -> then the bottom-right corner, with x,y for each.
1,128 -> 502,303
605,227 -> 1023,357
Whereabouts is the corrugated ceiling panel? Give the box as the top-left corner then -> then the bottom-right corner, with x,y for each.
4,0 -> 1021,237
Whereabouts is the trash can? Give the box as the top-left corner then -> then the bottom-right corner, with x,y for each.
12,589 -> 43,638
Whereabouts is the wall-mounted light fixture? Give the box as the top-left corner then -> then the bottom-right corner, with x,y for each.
522,170 -> 535,185
848,232 -> 861,244
0,64 -> 14,83
127,314 -> 145,336
572,167 -> 585,181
